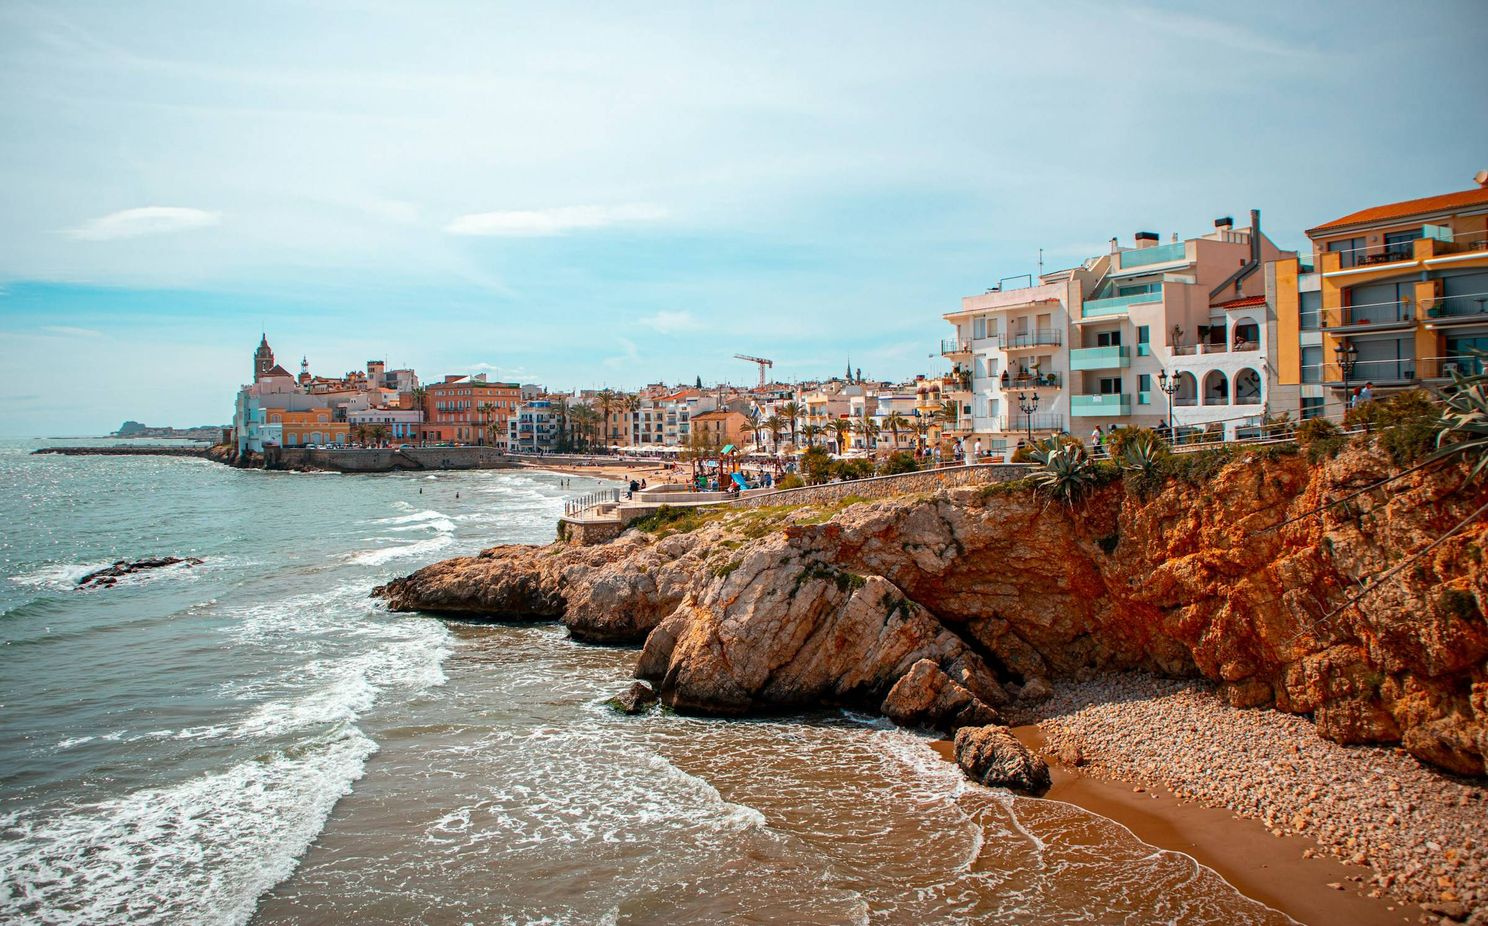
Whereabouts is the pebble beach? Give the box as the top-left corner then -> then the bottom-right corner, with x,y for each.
1012,674 -> 1487,924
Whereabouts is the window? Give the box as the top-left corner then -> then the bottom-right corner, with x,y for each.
1384,228 -> 1422,261
972,317 -> 986,340
1299,291 -> 1322,330
1137,325 -> 1150,356
1098,377 -> 1122,395
1327,237 -> 1365,269
1138,373 -> 1152,403
1096,329 -> 1123,347
1301,396 -> 1325,420
1117,282 -> 1160,297
1301,345 -> 1322,384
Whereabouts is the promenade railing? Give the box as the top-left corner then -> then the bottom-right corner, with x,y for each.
565,488 -> 621,516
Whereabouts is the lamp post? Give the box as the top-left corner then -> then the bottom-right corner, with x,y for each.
1335,341 -> 1359,415
1157,370 -> 1181,441
1016,391 -> 1038,445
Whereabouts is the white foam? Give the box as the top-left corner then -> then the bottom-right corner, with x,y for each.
0,728 -> 377,926
343,533 -> 454,565
370,509 -> 449,526
8,561 -> 113,590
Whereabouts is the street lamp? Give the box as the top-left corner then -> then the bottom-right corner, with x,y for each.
1016,391 -> 1038,445
1157,370 -> 1181,441
1335,341 -> 1359,414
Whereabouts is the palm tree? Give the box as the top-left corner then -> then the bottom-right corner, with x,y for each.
801,423 -> 822,448
829,418 -> 852,455
883,412 -> 911,453
551,396 -> 570,452
368,423 -> 390,446
595,388 -> 616,448
764,415 -> 785,452
780,401 -> 803,448
350,423 -> 371,446
743,406 -> 763,451
912,416 -> 933,456
854,417 -> 880,453
487,418 -> 505,449
408,386 -> 429,444
477,402 -> 497,446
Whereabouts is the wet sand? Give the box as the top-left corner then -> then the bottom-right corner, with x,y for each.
931,733 -> 1412,926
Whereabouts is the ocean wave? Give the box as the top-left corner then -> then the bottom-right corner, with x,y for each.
369,509 -> 449,527
342,533 -> 455,566
0,727 -> 378,926
7,561 -> 115,591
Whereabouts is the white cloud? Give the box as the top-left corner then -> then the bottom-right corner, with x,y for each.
66,207 -> 221,241
41,325 -> 105,337
603,337 -> 641,369
638,310 -> 703,334
445,204 -> 667,237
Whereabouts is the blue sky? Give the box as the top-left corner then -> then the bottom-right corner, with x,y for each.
1,1 -> 1485,435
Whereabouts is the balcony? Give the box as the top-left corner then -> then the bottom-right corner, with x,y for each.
941,338 -> 972,356
1119,241 -> 1187,269
1082,291 -> 1161,319
1071,394 -> 1132,417
1424,292 -> 1488,326
1322,357 -> 1419,386
1004,413 -> 1065,432
999,371 -> 1061,390
1421,355 -> 1486,380
1070,346 -> 1131,370
1322,298 -> 1416,334
999,329 -> 1062,350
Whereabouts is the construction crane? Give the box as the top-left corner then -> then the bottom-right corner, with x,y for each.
734,353 -> 774,389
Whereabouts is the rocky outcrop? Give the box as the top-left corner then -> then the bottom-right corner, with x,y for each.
375,441 -> 1488,776
953,725 -> 1051,796
609,681 -> 658,715
77,557 -> 204,589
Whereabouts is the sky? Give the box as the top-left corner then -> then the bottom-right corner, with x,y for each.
1,1 -> 1485,435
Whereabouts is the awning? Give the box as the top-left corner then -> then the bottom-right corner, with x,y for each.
721,444 -> 736,453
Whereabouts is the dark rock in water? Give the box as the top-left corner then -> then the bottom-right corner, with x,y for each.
77,557 -> 203,589
953,724 -> 1052,796
609,681 -> 659,715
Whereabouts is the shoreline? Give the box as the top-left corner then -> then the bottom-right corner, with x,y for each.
997,674 -> 1484,925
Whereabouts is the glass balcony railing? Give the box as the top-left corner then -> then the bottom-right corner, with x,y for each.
1070,346 -> 1131,370
1071,394 -> 1132,417
1082,291 -> 1162,318
1119,241 -> 1186,269
999,329 -> 1062,349
940,338 -> 972,355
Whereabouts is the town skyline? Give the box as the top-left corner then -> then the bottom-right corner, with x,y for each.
2,1 -> 1486,435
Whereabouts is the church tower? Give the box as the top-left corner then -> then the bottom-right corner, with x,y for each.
254,334 -> 275,382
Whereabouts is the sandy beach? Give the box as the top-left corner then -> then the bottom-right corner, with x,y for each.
978,674 -> 1486,926
513,458 -> 676,482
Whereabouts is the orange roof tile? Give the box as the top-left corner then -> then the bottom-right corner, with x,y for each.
1307,186 -> 1488,236
1212,294 -> 1267,309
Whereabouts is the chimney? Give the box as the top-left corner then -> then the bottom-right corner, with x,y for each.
1214,216 -> 1234,231
1109,237 -> 1119,253
1134,231 -> 1159,249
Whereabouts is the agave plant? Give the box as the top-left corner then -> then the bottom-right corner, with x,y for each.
1028,437 -> 1097,506
1117,430 -> 1164,476
1431,359 -> 1488,480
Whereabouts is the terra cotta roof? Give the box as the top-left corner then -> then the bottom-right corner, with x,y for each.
1211,294 -> 1267,309
1307,186 -> 1488,236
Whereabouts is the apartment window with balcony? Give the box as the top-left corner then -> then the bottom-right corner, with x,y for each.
1299,291 -> 1322,330
1384,228 -> 1422,261
1137,326 -> 1150,356
1095,329 -> 1122,347
1098,377 -> 1122,395
1328,237 -> 1365,269
1346,281 -> 1412,324
1301,346 -> 1322,384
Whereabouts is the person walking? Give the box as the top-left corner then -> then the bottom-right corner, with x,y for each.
972,438 -> 982,462
1091,425 -> 1104,453
1359,382 -> 1374,404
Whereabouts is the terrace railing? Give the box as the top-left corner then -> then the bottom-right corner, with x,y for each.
564,488 -> 621,516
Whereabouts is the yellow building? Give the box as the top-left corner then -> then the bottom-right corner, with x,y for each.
1273,174 -> 1488,418
689,410 -> 752,449
267,408 -> 350,447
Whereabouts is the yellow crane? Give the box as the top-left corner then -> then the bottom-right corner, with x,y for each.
733,354 -> 774,389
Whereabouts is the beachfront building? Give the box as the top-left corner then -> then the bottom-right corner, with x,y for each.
421,375 -> 521,447
945,211 -> 1295,450
508,400 -> 562,452
275,408 -> 349,447
689,409 -> 752,451
348,407 -> 423,442
1271,173 -> 1488,419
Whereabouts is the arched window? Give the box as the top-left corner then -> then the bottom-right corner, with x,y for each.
1173,371 -> 1199,406
1232,319 -> 1261,351
1233,368 -> 1263,404
1203,370 -> 1229,406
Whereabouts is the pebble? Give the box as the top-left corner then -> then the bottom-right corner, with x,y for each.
1015,674 -> 1488,911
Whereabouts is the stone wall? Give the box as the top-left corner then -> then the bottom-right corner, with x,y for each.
272,446 -> 516,473
558,517 -> 628,546
726,463 -> 1032,509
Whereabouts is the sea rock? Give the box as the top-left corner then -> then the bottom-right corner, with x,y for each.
953,724 -> 1052,796
76,556 -> 203,589
880,658 -> 1002,732
610,681 -> 658,715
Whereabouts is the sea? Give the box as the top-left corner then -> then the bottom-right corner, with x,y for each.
0,438 -> 1295,925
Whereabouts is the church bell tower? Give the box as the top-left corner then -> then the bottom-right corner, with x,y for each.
254,334 -> 275,382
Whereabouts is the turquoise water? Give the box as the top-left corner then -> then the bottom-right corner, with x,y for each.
0,440 -> 1295,925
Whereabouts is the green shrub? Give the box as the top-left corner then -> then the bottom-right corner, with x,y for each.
876,452 -> 919,476
800,446 -> 834,484
1010,444 -> 1035,463
830,458 -> 875,481
629,504 -> 717,536
776,474 -> 806,490
1028,437 -> 1099,506
1345,389 -> 1441,465
1296,416 -> 1347,463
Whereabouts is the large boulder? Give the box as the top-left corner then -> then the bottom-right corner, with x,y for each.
953,724 -> 1052,796
880,658 -> 1002,732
